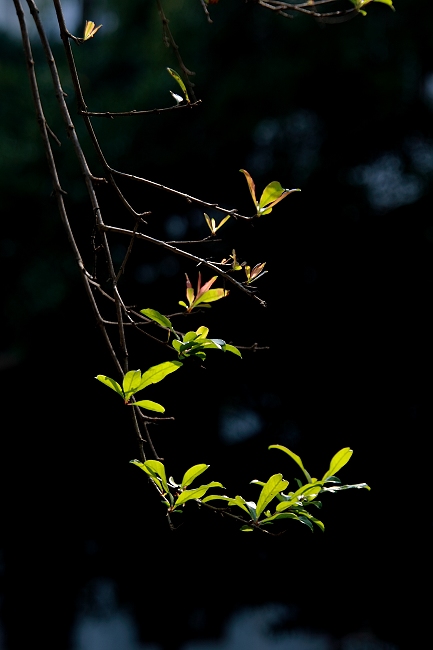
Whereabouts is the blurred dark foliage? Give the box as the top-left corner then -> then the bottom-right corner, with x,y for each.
0,0 -> 432,648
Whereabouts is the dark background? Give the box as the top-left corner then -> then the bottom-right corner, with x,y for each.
0,0 -> 431,648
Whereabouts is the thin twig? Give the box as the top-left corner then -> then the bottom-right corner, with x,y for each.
198,0 -> 213,24
79,101 -> 202,118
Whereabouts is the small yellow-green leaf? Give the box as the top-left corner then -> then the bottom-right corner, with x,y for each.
256,474 -> 289,518
269,444 -> 312,483
240,525 -> 255,532
131,399 -> 165,413
228,495 -> 251,515
123,370 -> 142,398
183,331 -> 199,343
215,215 -> 231,232
259,181 -> 285,209
223,344 -> 242,358
193,288 -> 229,307
167,67 -> 190,103
95,375 -> 123,398
83,20 -> 102,41
142,460 -> 168,492
196,326 -> 209,338
174,481 -> 224,507
322,448 -> 353,481
178,301 -> 188,309
181,464 -> 209,488
137,361 -> 182,391
141,309 -> 172,329
130,460 -> 163,492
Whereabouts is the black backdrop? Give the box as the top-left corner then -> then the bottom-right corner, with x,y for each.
0,1 -> 432,648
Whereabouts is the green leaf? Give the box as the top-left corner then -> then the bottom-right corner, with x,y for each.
297,515 -> 314,532
193,288 -> 228,308
201,494 -> 232,503
228,495 -> 251,515
240,525 -> 255,532
172,339 -> 182,352
181,464 -> 209,488
131,399 -> 165,413
196,326 -> 209,338
140,309 -> 173,329
322,448 -> 353,481
178,301 -> 188,309
259,181 -> 285,209
256,474 -> 289,518
222,344 -> 242,358
260,512 -> 299,524
143,460 -> 169,492
250,480 -> 266,487
269,445 -> 312,483
183,331 -> 198,343
244,501 -> 258,521
95,375 -> 124,399
167,67 -> 190,103
130,459 -> 163,492
137,361 -> 182,391
324,475 -> 341,484
122,370 -> 142,398
174,481 -> 224,507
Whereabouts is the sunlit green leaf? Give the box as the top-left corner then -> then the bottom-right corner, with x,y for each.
324,475 -> 341,484
193,288 -> 229,307
222,344 -> 242,358
240,525 -> 255,532
140,309 -> 173,329
269,444 -> 312,483
123,370 -> 142,398
297,515 -> 314,532
179,301 -> 188,309
130,459 -> 163,492
131,399 -> 165,413
244,500 -> 258,521
201,495 -> 232,503
137,361 -> 182,391
260,512 -> 299,524
174,481 -> 224,507
259,181 -> 285,209
143,460 -> 169,492
183,331 -> 199,343
196,326 -> 209,338
228,495 -> 251,515
181,464 -> 209,488
172,339 -> 182,352
322,448 -> 353,481
256,474 -> 289,518
167,67 -> 190,103
95,375 -> 124,398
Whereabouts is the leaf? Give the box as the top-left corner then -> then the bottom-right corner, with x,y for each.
259,189 -> 301,215
137,361 -> 182,391
185,274 -> 195,308
83,20 -> 102,41
260,512 -> 299,524
256,474 -> 289,518
228,495 -> 251,515
131,400 -> 165,413
140,309 -> 172,329
244,501 -> 258,520
143,460 -> 169,492
179,301 -> 188,309
122,370 -> 142,399
167,67 -> 190,103
297,515 -> 314,532
201,495 -> 232,503
181,464 -> 209,488
174,481 -> 224,507
322,448 -> 353,481
324,475 -> 341,484
223,344 -> 242,358
193,288 -> 229,307
172,339 -> 182,352
269,445 -> 312,483
240,169 -> 258,206
249,263 -> 266,281
183,331 -> 199,343
259,181 -> 285,209
215,215 -> 231,231
130,460 -> 163,492
196,326 -> 209,338
240,525 -> 255,532
170,91 -> 183,104
95,375 -> 124,398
